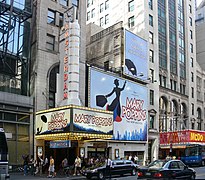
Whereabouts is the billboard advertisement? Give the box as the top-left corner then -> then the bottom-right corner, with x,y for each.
73,108 -> 113,135
90,68 -> 148,141
36,109 -> 70,135
124,30 -> 148,80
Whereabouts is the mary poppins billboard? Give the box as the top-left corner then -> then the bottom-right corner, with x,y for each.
124,30 -> 148,80
89,68 -> 148,141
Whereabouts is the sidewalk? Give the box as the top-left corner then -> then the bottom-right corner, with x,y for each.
9,172 -> 86,180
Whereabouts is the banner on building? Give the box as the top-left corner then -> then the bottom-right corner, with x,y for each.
124,29 -> 148,80
36,109 -> 70,135
89,68 -> 148,141
73,108 -> 113,135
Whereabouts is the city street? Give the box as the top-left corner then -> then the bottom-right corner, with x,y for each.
9,166 -> 205,180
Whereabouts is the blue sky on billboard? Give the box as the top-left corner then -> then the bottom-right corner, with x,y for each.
124,30 -> 148,80
90,68 -> 148,141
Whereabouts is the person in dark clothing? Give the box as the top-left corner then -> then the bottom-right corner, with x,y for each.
23,155 -> 29,176
105,157 -> 112,179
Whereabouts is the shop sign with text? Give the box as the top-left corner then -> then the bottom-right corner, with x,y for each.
160,130 -> 205,144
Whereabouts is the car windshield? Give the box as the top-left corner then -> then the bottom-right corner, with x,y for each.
148,160 -> 166,168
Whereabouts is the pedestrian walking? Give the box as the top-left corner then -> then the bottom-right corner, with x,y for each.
23,155 -> 29,176
34,155 -> 44,176
43,156 -> 48,174
29,155 -> 35,175
73,156 -> 81,176
105,156 -> 112,179
48,156 -> 56,178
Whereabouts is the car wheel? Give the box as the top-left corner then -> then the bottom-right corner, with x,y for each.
131,168 -> 136,176
190,173 -> 195,180
202,160 -> 205,166
98,171 -> 105,180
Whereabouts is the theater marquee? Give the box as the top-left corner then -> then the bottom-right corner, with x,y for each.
35,105 -> 113,140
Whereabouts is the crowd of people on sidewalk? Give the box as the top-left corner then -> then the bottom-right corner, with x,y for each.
22,154 -> 54,178
22,154 -> 139,178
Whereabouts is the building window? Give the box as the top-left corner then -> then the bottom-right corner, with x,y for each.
149,115 -> 154,129
47,9 -> 55,25
189,4 -> 192,13
149,31 -> 153,44
189,17 -> 192,26
170,79 -> 177,91
128,0 -> 134,12
191,72 -> 194,82
150,69 -> 154,83
190,30 -> 193,39
100,3 -> 104,13
162,76 -> 166,88
105,14 -> 109,24
149,49 -> 154,62
149,14 -> 153,26
128,16 -> 134,28
87,11 -> 90,20
60,0 -> 68,6
191,87 -> 194,98
46,34 -> 55,51
190,43 -> 193,53
59,13 -> 64,28
190,57 -> 193,67
149,0 -> 153,10
91,9 -> 95,18
105,0 -> 109,10
87,0 -> 90,7
180,83 -> 185,95
100,17 -> 104,26
191,103 -> 194,115
150,90 -> 154,105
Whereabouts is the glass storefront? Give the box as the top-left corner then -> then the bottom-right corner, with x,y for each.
0,104 -> 32,165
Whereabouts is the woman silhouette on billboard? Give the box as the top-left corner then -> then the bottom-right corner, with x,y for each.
105,79 -> 126,122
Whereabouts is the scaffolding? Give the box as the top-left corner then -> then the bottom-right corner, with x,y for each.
0,0 -> 32,95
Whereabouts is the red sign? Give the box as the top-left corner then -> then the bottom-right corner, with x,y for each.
160,130 -> 205,144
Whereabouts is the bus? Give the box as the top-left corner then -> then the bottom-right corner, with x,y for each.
180,144 -> 205,166
0,128 -> 9,179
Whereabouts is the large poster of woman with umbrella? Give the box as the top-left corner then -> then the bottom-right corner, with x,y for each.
90,68 -> 148,141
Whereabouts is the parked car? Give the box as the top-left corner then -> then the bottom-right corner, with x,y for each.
81,159 -> 139,180
138,159 -> 196,179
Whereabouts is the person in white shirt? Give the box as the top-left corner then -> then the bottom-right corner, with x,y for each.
105,156 -> 112,179
134,155 -> 138,164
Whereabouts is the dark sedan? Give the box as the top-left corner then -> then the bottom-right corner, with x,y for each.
81,160 -> 139,180
138,159 -> 196,179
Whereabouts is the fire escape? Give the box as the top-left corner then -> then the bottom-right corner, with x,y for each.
0,0 -> 32,95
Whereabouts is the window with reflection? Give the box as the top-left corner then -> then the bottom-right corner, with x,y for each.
47,9 -> 55,25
